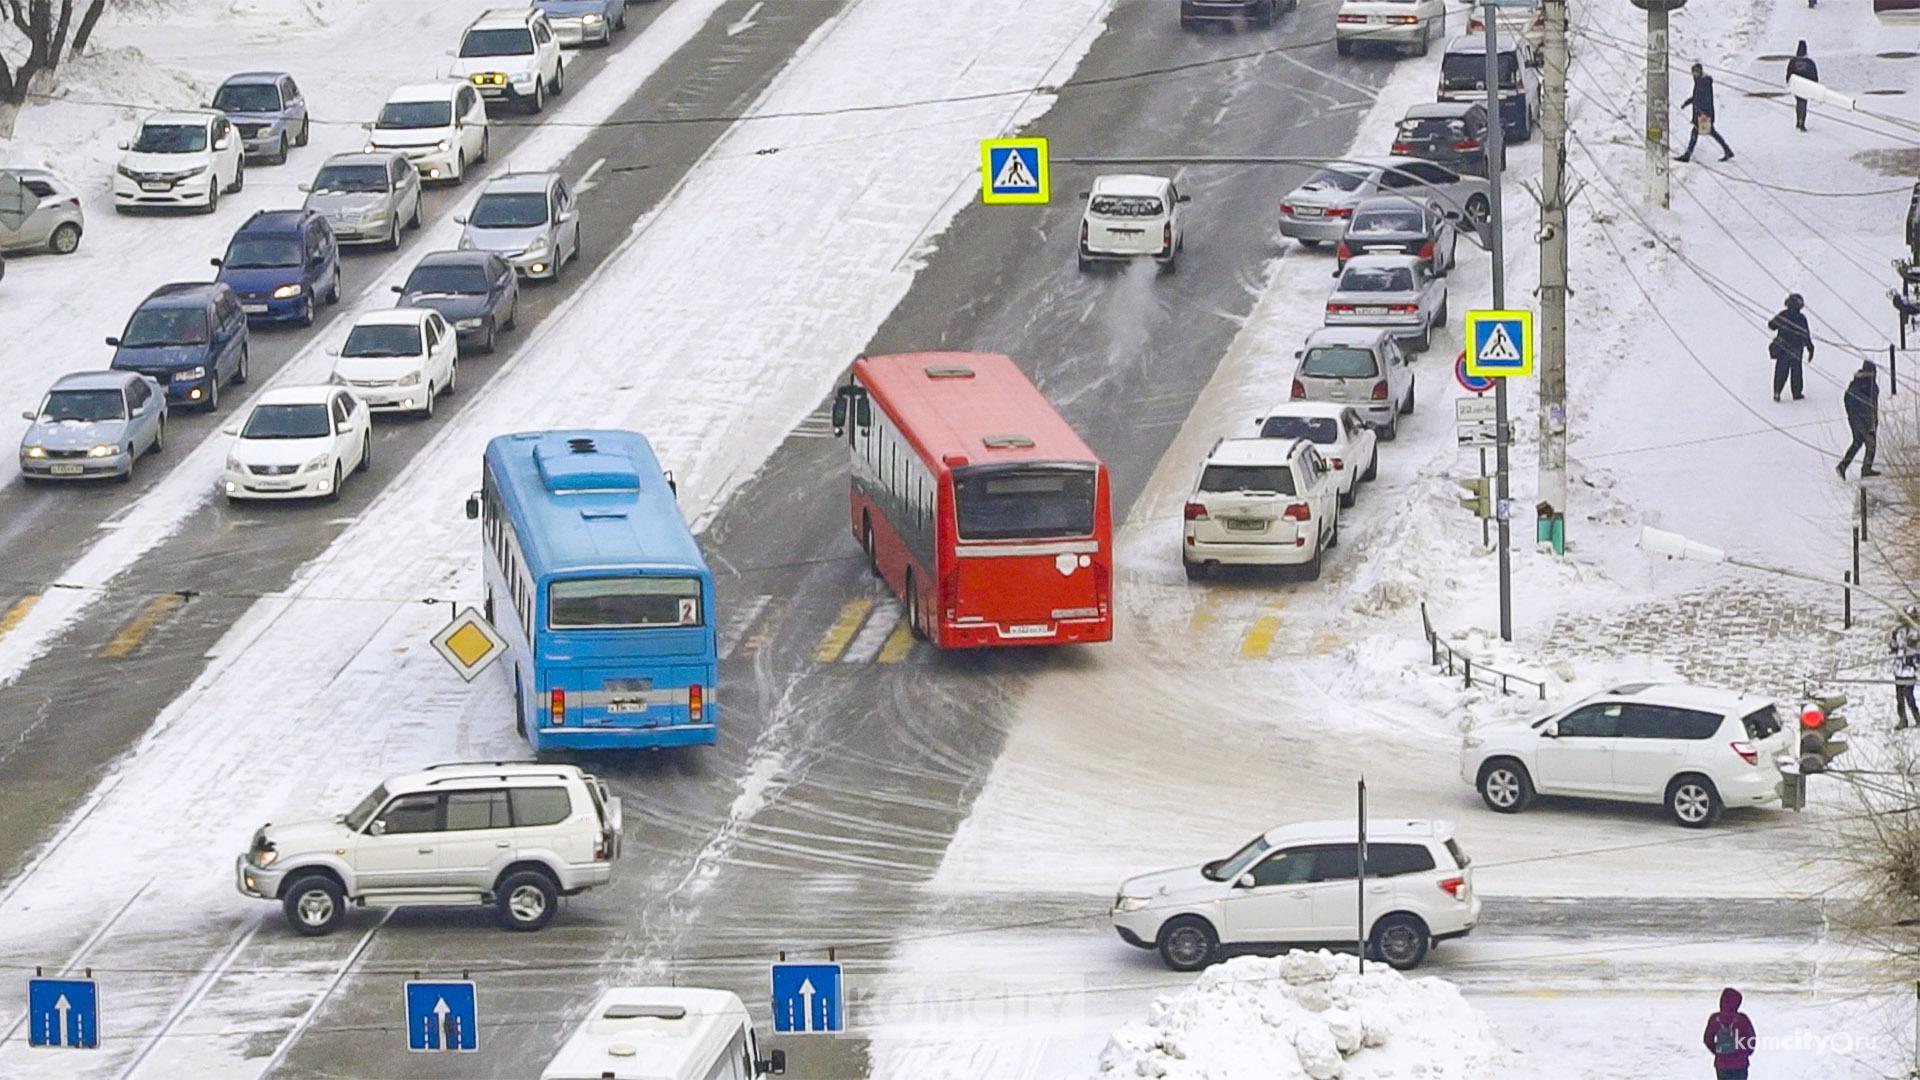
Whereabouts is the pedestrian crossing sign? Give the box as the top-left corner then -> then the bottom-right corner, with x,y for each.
1464,309 -> 1534,377
981,137 -> 1049,205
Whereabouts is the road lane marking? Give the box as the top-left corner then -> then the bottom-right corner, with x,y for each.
0,594 -> 40,639
576,156 -> 607,194
720,594 -> 772,658
97,593 -> 187,659
1188,589 -> 1221,632
841,604 -> 900,663
727,0 -> 764,36
876,619 -> 917,663
813,598 -> 873,662
1239,613 -> 1282,658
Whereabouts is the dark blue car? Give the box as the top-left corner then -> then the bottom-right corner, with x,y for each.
107,282 -> 250,411
391,250 -> 519,354
213,209 -> 341,327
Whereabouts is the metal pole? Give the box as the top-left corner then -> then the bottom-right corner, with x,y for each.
1485,3 -> 1513,641
1646,2 -> 1670,208
1356,777 -> 1368,974
1538,0 -> 1570,555
1479,446 -> 1490,546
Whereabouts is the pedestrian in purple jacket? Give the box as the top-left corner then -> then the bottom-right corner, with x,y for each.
1702,987 -> 1757,1078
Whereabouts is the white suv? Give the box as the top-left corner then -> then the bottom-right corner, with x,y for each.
1182,436 -> 1339,581
1077,173 -> 1188,273
366,83 -> 490,184
1460,682 -> 1798,828
451,8 -> 566,114
1111,819 -> 1478,972
113,110 -> 246,214
237,762 -> 622,935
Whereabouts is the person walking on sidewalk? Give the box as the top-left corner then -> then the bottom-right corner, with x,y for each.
1787,42 -> 1819,131
1768,293 -> 1812,401
1893,611 -> 1920,730
1838,359 -> 1882,478
1702,987 -> 1757,1079
1677,63 -> 1734,162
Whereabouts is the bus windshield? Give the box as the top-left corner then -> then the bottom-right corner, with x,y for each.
953,464 -> 1096,541
549,576 -> 704,629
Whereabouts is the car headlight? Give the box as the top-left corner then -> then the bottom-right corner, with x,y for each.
328,372 -> 348,386
434,139 -> 449,152
303,453 -> 331,473
454,318 -> 483,330
252,848 -> 278,868
396,370 -> 422,387
272,283 -> 304,299
1462,735 -> 1485,749
582,12 -> 604,22
1114,896 -> 1149,913
88,445 -> 117,458
182,165 -> 208,179
23,445 -> 46,458
457,235 -> 475,250
180,366 -> 207,380
115,164 -> 138,179
512,70 -> 537,84
364,142 -> 379,153
524,235 -> 551,256
226,454 -> 243,472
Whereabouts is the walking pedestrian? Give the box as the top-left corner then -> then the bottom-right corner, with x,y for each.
1702,987 -> 1757,1079
1676,62 -> 1734,162
1838,359 -> 1882,479
1767,293 -> 1813,401
1787,42 -> 1819,131
1893,611 -> 1920,730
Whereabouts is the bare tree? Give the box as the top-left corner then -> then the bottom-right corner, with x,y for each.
0,0 -> 109,133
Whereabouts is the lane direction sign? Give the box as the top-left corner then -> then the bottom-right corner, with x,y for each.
28,977 -> 98,1049
404,980 -> 478,1053
771,962 -> 843,1034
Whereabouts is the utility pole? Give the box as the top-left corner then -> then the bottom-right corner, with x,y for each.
1537,0 -> 1569,555
1484,2 -> 1513,641
1644,2 -> 1672,208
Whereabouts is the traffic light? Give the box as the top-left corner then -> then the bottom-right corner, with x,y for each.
1457,477 -> 1492,518
1799,694 -> 1850,774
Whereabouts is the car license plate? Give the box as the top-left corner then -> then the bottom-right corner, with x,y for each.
1294,207 -> 1323,217
49,464 -> 83,476
139,181 -> 171,192
1003,623 -> 1054,638
1360,305 -> 1389,315
607,702 -> 647,714
1223,517 -> 1266,532
242,303 -> 268,314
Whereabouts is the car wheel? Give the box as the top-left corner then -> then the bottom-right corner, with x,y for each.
118,448 -> 134,484
234,346 -> 250,386
906,570 -> 926,641
272,134 -> 288,166
1300,535 -> 1325,581
476,130 -> 489,166
1158,254 -> 1177,275
357,432 -> 371,473
1478,759 -> 1534,812
1667,775 -> 1722,828
530,80 -> 546,115
283,874 -> 346,936
1077,254 -> 1092,273
49,222 -> 81,255
326,461 -> 342,503
1336,37 -> 1353,56
502,299 -> 517,331
1402,375 -> 1415,415
1339,484 -> 1355,509
229,163 -> 244,194
297,294 -> 315,328
421,380 -> 436,419
495,869 -> 558,931
296,117 -> 311,147
384,215 -> 401,252
553,63 -> 565,96
1257,1 -> 1275,28
1326,510 -> 1340,549
1371,913 -> 1430,970
1361,448 -> 1378,481
452,150 -> 466,184
204,183 -> 220,215
151,417 -> 165,455
204,372 -> 221,412
481,320 -> 497,355
409,199 -> 423,230
1183,559 -> 1210,582
327,267 -> 342,305
1295,237 -> 1320,249
1156,916 -> 1217,972
1436,298 -> 1449,324
446,359 -> 459,396
1414,24 -> 1430,57
1466,194 -> 1490,224
615,5 -> 626,30
1381,410 -> 1398,442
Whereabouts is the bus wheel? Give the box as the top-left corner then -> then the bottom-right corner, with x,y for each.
514,670 -> 528,739
862,513 -> 878,575
906,571 -> 927,641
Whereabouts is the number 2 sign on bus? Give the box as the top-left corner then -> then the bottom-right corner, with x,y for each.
831,352 -> 1114,648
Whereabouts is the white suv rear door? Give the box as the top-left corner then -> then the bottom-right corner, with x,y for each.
438,788 -> 515,888
1610,704 -> 1710,798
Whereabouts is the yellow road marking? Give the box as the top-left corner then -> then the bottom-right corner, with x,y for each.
1239,613 -> 1282,658
1188,589 -> 1221,631
0,594 -> 40,639
875,619 -> 917,663
814,598 -> 874,663
97,593 -> 187,659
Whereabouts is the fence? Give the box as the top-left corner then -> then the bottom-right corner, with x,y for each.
1420,602 -> 1547,700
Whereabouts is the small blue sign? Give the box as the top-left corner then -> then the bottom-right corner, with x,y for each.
771,962 -> 843,1034
404,980 -> 478,1053
987,145 -> 1041,195
28,977 -> 99,1049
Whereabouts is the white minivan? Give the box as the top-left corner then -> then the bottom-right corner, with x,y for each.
542,988 -> 785,1080
1078,174 -> 1189,273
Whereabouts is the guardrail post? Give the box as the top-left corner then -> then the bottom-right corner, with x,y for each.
1462,656 -> 1473,690
1844,570 -> 1853,629
1860,486 -> 1869,542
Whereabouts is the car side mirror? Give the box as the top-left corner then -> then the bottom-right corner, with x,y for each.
1293,349 -> 1304,358
210,257 -> 223,267
453,214 -> 466,225
1541,722 -> 1560,739
221,425 -> 239,436
761,1049 -> 787,1076
1178,194 -> 1192,203
559,211 -> 576,223
214,139 -> 231,151
105,336 -> 120,347
116,140 -> 129,151
298,182 -> 312,193
464,494 -> 480,520
391,285 -> 404,294
360,121 -> 374,131
325,347 -> 340,357
369,819 -> 387,836
1076,190 -> 1089,199
20,411 -> 35,421
1236,872 -> 1257,889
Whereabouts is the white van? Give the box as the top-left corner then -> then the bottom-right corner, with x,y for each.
542,988 -> 785,1080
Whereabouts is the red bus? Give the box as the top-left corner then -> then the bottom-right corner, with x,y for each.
831,351 -> 1114,648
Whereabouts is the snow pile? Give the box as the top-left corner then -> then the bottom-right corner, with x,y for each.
1093,952 -> 1502,1080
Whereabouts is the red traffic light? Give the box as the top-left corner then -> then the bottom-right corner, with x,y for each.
1802,706 -> 1825,729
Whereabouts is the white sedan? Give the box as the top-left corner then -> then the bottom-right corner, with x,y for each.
1252,401 -> 1379,508
221,386 -> 371,503
329,307 -> 458,418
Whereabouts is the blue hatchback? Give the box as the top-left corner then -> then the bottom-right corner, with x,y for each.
213,209 -> 341,327
210,72 -> 310,164
107,283 -> 250,412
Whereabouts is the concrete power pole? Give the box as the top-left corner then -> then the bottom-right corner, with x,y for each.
1645,2 -> 1672,208
1537,0 -> 1570,554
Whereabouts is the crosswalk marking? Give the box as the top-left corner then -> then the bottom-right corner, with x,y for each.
875,619 -> 917,663
0,594 -> 40,640
97,593 -> 187,659
720,594 -> 772,659
840,604 -> 900,664
814,598 -> 874,663
1239,613 -> 1282,658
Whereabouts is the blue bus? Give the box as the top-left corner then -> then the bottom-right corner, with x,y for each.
467,429 -> 718,751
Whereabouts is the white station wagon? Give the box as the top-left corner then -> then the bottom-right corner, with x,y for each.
1078,173 -> 1189,273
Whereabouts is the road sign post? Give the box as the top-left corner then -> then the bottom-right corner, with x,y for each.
1464,307 -> 1534,641
771,962 -> 844,1034
404,980 -> 478,1053
980,138 -> 1050,205
28,976 -> 99,1049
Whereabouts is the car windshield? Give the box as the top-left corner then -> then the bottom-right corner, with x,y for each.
1199,464 -> 1295,495
404,264 -> 491,294
310,164 -> 388,194
1301,346 -> 1381,377
460,27 -> 534,57
953,463 -> 1098,541
1204,835 -> 1271,882
1339,266 -> 1415,293
1441,52 -> 1520,91
342,784 -> 388,831
342,323 -> 423,357
223,237 -> 303,269
38,389 -> 126,423
120,307 -> 208,347
469,192 -> 550,228
1401,117 -> 1470,141
1260,415 -> 1338,444
549,576 -> 705,629
1088,194 -> 1164,218
132,123 -> 207,153
212,83 -> 282,113
1302,168 -> 1367,193
241,403 -> 332,440
376,100 -> 451,130
1352,209 -> 1424,234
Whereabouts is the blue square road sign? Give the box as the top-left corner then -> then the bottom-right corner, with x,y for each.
771,962 -> 843,1034
28,977 -> 98,1049
404,980 -> 478,1052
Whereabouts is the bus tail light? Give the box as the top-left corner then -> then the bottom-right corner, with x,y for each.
550,689 -> 565,724
1283,503 -> 1312,521
1184,502 -> 1209,521
689,683 -> 704,721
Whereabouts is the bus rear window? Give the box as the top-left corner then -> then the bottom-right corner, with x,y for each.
549,577 -> 703,629
954,465 -> 1097,541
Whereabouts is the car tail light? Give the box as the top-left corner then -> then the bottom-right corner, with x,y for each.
1326,205 -> 1353,218
593,829 -> 611,860
1391,140 -> 1412,154
1454,139 -> 1481,151
1336,12 -> 1364,22
1291,378 -> 1306,399
1184,501 -> 1209,521
1418,240 -> 1435,261
1336,240 -> 1352,262
1468,14 -> 1485,30
1533,14 -> 1546,29
1388,303 -> 1418,313
689,683 -> 703,721
1283,503 -> 1312,521
1731,740 -> 1758,765
550,688 -> 565,724
1163,221 -> 1173,251
1079,220 -> 1088,245
1329,457 -> 1343,471
1389,14 -> 1417,23
1439,876 -> 1467,898
1370,380 -> 1389,400
66,196 -> 81,207
1280,202 -> 1294,214
1326,302 -> 1354,314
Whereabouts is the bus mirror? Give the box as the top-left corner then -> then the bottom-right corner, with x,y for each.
761,1049 -> 787,1076
831,392 -> 849,435
855,396 -> 871,430
664,469 -> 678,497
464,493 -> 480,520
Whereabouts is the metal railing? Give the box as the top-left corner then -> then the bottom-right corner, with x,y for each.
1420,602 -> 1548,700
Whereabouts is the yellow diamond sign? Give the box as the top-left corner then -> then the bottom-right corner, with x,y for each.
431,607 -> 507,682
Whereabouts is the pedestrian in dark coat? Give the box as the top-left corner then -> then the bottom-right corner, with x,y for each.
1768,293 -> 1812,401
1787,42 -> 1819,131
1891,612 -> 1920,729
1677,63 -> 1734,162
1702,987 -> 1757,1079
1838,360 -> 1881,478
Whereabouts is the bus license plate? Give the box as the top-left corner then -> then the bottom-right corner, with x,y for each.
608,702 -> 647,713
1003,623 -> 1054,638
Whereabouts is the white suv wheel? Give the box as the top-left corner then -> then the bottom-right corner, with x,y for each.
508,884 -> 546,922
299,891 -> 335,925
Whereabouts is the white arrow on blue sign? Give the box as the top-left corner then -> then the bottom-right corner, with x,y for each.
404,980 -> 478,1052
28,977 -> 99,1049
771,962 -> 843,1034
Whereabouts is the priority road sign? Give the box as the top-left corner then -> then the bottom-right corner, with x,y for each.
980,137 -> 1049,205
430,607 -> 507,682
1463,309 -> 1534,377
1454,351 -> 1494,393
771,962 -> 843,1034
27,976 -> 98,1049
404,980 -> 478,1052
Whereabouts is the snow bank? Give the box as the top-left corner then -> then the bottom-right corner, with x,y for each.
1093,952 -> 1502,1080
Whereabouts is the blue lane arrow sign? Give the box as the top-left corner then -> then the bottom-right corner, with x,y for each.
27,977 -> 99,1049
770,962 -> 843,1034
404,980 -> 478,1052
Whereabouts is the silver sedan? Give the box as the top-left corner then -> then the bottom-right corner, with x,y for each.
0,168 -> 85,255
1279,157 -> 1490,247
1323,253 -> 1448,353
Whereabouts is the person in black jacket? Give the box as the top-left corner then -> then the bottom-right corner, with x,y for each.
1838,360 -> 1881,479
1787,42 -> 1819,131
1768,294 -> 1813,401
1676,63 -> 1734,162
